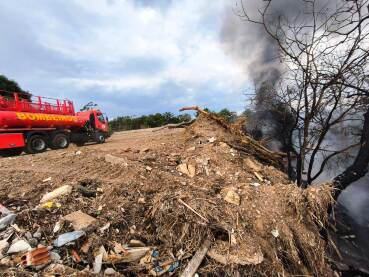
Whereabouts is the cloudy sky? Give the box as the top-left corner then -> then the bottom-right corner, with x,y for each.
0,0 -> 250,117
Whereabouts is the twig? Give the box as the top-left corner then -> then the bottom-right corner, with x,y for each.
152,120 -> 196,132
179,106 -> 208,114
178,198 -> 209,223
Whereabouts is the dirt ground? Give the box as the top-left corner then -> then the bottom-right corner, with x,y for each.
0,115 -> 334,276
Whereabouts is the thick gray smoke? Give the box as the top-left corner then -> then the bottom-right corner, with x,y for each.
220,0 -> 335,86
220,0 -> 369,232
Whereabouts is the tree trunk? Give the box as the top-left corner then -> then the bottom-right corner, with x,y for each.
333,108 -> 369,200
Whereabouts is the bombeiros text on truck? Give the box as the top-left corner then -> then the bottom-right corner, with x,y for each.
0,90 -> 110,156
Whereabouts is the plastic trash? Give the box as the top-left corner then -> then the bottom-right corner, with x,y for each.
40,185 -> 72,204
0,203 -> 12,216
53,230 -> 85,247
7,240 -> 31,254
0,213 -> 17,230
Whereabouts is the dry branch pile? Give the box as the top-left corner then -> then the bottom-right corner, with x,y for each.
0,112 -> 333,276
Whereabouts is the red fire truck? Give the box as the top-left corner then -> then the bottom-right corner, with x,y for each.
0,91 -> 110,156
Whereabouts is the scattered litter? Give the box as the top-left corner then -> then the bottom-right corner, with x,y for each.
21,246 -> 50,267
93,251 -> 103,274
0,213 -> 16,230
33,227 -> 42,239
54,231 -> 85,247
40,185 -> 72,203
271,229 -> 279,238
81,237 -> 93,254
7,240 -> 31,254
63,210 -> 97,231
208,137 -> 216,143
105,267 -> 118,275
129,239 -> 145,247
107,247 -> 151,263
75,150 -> 82,155
99,222 -> 110,233
42,177 -> 52,183
180,239 -> 211,277
0,203 -> 12,216
250,182 -> 260,187
138,197 -> 146,204
53,219 -> 64,233
71,249 -> 82,263
42,201 -> 61,209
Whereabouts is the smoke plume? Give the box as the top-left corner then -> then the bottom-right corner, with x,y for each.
220,0 -> 334,86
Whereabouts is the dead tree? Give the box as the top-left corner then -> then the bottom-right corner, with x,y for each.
238,0 -> 369,194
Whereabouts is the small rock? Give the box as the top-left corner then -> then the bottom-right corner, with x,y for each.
105,154 -> 127,166
7,240 -> 31,254
50,251 -> 61,263
105,268 -> 117,275
188,164 -> 196,178
177,163 -> 196,178
223,189 -> 240,206
145,166 -> 152,172
196,157 -> 210,166
219,142 -> 228,148
28,238 -> 38,248
24,232 -> 32,240
75,151 -> 82,155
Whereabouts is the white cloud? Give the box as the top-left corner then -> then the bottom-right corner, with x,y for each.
0,0 -> 249,115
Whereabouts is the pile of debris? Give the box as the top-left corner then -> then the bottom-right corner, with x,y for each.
0,112 -> 333,276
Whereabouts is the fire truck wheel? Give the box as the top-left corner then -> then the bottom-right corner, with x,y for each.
51,133 -> 70,149
25,135 -> 47,154
0,148 -> 23,157
95,132 -> 105,144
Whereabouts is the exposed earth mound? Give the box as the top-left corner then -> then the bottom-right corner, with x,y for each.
0,113 -> 333,276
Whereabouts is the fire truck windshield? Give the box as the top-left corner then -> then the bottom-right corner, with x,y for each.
97,114 -> 106,123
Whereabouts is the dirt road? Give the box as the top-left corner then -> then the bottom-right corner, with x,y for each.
0,127 -> 183,204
